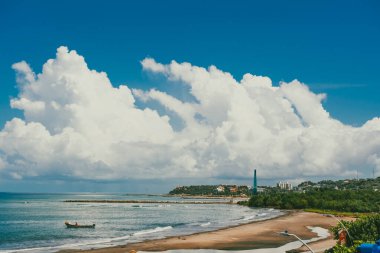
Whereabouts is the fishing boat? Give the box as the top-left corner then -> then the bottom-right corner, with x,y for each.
64,221 -> 95,228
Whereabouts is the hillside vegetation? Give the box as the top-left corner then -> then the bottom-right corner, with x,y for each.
297,177 -> 380,191
169,185 -> 250,196
247,188 -> 380,212
168,178 -> 380,212
327,214 -> 380,252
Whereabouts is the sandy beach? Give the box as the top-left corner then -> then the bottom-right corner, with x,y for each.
59,211 -> 349,253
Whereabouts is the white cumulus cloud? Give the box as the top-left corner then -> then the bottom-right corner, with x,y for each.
1,46 -> 380,181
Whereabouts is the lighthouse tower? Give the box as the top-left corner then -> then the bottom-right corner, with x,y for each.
252,169 -> 257,195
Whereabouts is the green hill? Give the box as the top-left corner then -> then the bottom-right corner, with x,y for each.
169,185 -> 251,196
246,177 -> 380,213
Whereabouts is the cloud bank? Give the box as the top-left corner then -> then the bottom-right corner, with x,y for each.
1,47 -> 380,181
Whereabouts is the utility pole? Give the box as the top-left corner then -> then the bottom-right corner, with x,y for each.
279,231 -> 315,253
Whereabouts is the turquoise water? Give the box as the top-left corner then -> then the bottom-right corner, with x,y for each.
0,193 -> 282,253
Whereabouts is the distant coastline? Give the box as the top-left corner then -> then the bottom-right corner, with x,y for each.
165,194 -> 248,200
64,195 -> 250,204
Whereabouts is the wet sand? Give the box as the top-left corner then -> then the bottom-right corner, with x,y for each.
58,211 -> 348,253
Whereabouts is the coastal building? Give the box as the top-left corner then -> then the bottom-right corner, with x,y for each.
229,185 -> 238,193
257,187 -> 265,193
216,185 -> 225,192
277,181 -> 293,190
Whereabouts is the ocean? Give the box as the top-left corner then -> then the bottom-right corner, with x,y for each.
0,193 -> 282,253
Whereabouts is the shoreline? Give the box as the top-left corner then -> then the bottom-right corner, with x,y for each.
58,211 -> 344,253
63,200 -> 233,204
164,194 -> 249,199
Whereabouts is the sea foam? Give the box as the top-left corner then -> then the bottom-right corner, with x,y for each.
133,226 -> 173,236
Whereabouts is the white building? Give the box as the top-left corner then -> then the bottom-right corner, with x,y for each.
277,181 -> 293,190
216,185 -> 225,192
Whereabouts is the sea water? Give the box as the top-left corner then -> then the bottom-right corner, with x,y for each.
0,193 -> 282,253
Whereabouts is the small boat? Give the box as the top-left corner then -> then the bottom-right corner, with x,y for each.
65,221 -> 95,228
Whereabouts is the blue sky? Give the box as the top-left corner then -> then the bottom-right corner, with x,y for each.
1,0 -> 380,192
1,0 -> 379,125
